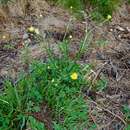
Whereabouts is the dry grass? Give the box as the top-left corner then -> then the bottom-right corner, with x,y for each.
0,0 -> 51,23
28,0 -> 50,16
0,5 -> 9,23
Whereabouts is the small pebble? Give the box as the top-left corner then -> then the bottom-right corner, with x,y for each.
23,33 -> 29,40
2,35 -> 6,39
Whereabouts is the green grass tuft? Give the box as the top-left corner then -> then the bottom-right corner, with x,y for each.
0,40 -> 93,130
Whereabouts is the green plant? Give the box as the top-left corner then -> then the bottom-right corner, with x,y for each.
0,24 -> 110,129
89,0 -> 121,17
3,44 -> 15,50
0,76 -> 43,130
0,37 -> 96,129
96,39 -> 109,48
125,125 -> 130,130
0,0 -> 11,4
122,105 -> 130,129
29,41 -> 90,129
95,78 -> 108,91
0,80 -> 25,130
120,104 -> 130,129
51,0 -> 84,13
50,0 -> 121,19
27,116 -> 46,130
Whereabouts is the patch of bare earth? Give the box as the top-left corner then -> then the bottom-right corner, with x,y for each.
83,1 -> 130,129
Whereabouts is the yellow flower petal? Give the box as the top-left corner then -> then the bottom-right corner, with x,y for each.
35,28 -> 40,35
39,14 -> 43,18
28,26 -> 35,33
69,35 -> 72,39
70,6 -> 73,9
107,15 -> 112,20
70,72 -> 78,80
2,35 -> 6,39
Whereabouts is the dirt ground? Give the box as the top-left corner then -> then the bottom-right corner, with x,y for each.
0,0 -> 130,129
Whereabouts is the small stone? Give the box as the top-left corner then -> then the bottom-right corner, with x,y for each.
116,26 -> 125,31
23,33 -> 29,40
110,28 -> 113,32
127,60 -> 130,65
118,35 -> 121,38
126,27 -> 130,32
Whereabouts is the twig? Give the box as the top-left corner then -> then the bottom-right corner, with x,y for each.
85,62 -> 108,96
89,110 -> 100,129
89,100 -> 126,125
95,91 -> 125,108
98,117 -> 116,130
92,61 -> 108,82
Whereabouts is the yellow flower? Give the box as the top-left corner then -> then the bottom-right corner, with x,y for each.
70,6 -> 73,9
69,35 -> 72,39
107,15 -> 112,20
35,28 -> 40,35
51,79 -> 55,83
70,72 -> 78,80
2,35 -> 6,39
47,66 -> 50,69
28,26 -> 35,33
39,14 -> 43,18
